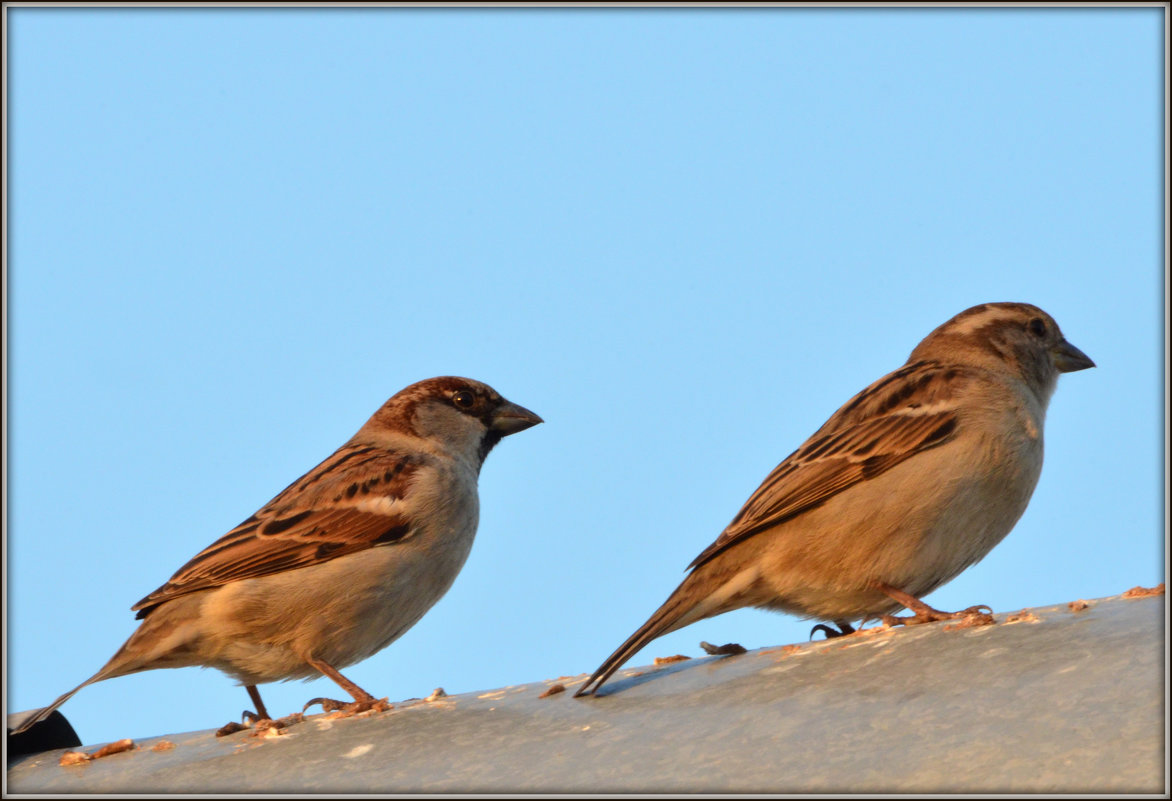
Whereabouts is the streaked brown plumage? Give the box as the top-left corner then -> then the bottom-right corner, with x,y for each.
576,303 -> 1094,697
12,376 -> 542,734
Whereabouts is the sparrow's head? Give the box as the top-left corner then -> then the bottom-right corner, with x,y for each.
909,302 -> 1095,400
365,376 -> 543,463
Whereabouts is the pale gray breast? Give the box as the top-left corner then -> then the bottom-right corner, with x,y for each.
338,459 -> 483,663
898,393 -> 1047,595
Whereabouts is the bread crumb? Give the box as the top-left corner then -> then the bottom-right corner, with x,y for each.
539,684 -> 566,698
1005,611 -> 1041,623
61,738 -> 136,765
1122,584 -> 1164,598
59,751 -> 91,767
91,739 -> 135,759
653,654 -> 690,665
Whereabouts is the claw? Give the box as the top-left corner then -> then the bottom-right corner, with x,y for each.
810,621 -> 856,640
303,696 -> 348,714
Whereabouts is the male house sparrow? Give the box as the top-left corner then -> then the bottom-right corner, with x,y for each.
576,302 -> 1093,697
12,376 -> 542,734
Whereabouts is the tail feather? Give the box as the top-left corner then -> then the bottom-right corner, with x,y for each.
574,589 -> 698,697
575,561 -> 764,697
11,597 -> 207,736
9,676 -> 101,736
573,613 -> 674,697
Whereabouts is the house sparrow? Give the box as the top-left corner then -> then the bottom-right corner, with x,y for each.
11,376 -> 542,734
575,302 -> 1094,697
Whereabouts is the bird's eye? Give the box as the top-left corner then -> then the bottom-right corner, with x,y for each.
1027,318 -> 1048,338
452,390 -> 477,409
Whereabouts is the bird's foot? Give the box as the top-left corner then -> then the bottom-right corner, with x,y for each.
251,713 -> 305,736
301,656 -> 391,717
215,708 -> 277,737
242,709 -> 269,725
942,605 -> 996,630
810,621 -> 857,640
872,583 -> 994,629
882,603 -> 994,628
302,695 -> 391,717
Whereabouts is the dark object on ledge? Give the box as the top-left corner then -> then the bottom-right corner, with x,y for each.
7,710 -> 81,759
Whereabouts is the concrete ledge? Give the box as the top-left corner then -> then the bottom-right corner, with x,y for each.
5,590 -> 1165,794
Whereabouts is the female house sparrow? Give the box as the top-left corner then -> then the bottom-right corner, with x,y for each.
12,376 -> 542,734
576,302 -> 1094,697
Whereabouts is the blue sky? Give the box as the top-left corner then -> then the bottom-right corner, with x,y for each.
6,7 -> 1165,747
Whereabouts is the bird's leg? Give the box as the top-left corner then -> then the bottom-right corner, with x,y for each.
216,685 -> 274,736
302,657 -> 391,716
810,620 -> 856,640
243,685 -> 272,723
874,583 -> 993,627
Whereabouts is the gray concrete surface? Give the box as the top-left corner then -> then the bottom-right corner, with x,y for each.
5,590 -> 1165,794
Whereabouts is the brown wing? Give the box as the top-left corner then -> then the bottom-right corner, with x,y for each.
132,446 -> 423,617
688,362 -> 965,570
